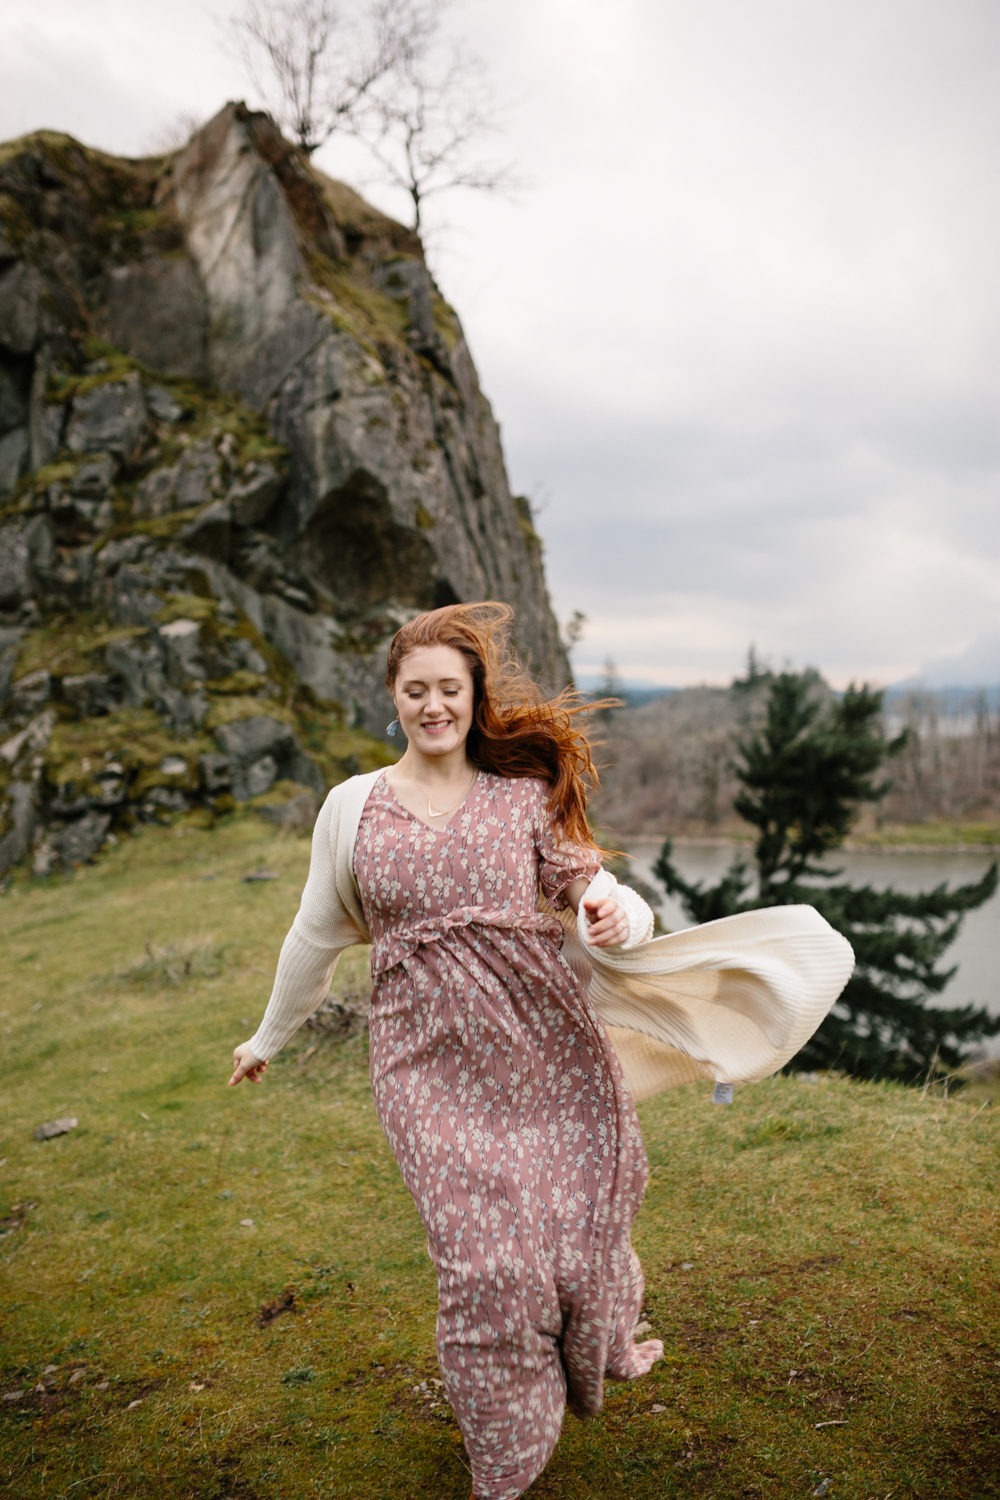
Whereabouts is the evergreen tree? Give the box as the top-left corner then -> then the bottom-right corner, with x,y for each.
653,670 -> 999,1080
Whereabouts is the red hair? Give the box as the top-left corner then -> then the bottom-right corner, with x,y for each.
385,603 -> 610,853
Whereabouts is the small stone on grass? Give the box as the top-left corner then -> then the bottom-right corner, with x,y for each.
33,1117 -> 78,1140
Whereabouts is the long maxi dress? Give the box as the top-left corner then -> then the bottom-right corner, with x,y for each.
354,770 -> 656,1499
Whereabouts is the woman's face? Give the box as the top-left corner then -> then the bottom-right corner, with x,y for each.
393,644 -> 475,757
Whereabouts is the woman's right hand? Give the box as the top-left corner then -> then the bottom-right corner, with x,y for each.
229,1042 -> 268,1087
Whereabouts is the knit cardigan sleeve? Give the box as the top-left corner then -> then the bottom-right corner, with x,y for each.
247,789 -> 367,1062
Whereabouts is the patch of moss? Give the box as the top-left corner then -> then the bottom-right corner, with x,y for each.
48,339 -> 141,403
202,696 -> 297,732
432,296 -> 462,353
154,594 -> 219,626
204,671 -> 271,698
0,192 -> 34,248
13,619 -> 146,682
25,460 -> 79,490
414,503 -> 435,530
302,250 -> 409,355
44,709 -> 212,791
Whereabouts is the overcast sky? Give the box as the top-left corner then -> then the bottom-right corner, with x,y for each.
3,0 -> 998,687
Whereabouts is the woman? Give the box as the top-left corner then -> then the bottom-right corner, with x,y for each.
230,602 -> 663,1499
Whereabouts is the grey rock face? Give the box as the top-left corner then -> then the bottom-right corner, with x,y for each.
72,453 -> 117,496
0,426 -> 28,495
66,373 -> 149,462
177,499 -> 231,561
134,439 -> 222,518
8,669 -> 51,721
0,626 -> 23,711
155,687 -> 207,735
228,463 -> 283,527
214,714 -> 323,801
0,104 -> 570,890
0,519 -> 32,612
60,672 -> 120,718
198,751 -> 231,793
146,385 -> 183,423
0,264 -> 42,354
0,356 -> 31,432
158,618 -> 206,684
102,257 -> 208,379
104,634 -> 166,706
0,781 -> 39,876
51,810 -> 112,871
257,788 -> 318,830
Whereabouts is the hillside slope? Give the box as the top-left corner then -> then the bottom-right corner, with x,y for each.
1,818 -> 998,1498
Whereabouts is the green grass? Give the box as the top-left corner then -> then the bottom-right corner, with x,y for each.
1,820 -> 998,1499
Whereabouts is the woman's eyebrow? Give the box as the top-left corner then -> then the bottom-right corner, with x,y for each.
402,677 -> 464,687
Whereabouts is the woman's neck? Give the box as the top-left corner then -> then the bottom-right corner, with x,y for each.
389,745 -> 474,787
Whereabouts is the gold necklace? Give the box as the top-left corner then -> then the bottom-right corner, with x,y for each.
426,769 -> 477,820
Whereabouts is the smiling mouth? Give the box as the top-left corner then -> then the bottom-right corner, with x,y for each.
422,721 -> 452,734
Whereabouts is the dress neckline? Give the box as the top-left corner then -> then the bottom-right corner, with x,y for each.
379,769 -> 482,834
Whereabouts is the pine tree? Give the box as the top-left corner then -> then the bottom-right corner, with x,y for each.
653,670 -> 999,1080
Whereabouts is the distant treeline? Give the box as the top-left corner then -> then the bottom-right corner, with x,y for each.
589,678 -> 1000,837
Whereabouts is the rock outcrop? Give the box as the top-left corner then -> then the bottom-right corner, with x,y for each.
0,105 -> 569,875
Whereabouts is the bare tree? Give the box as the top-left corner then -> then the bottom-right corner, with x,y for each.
351,43 -> 520,231
224,0 -> 438,154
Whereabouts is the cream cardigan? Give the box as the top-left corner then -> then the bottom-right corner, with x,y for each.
249,770 -> 854,1101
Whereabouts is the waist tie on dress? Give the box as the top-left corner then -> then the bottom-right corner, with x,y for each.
370,906 -> 565,977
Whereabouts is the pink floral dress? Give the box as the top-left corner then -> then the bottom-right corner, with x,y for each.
354,771 -> 652,1500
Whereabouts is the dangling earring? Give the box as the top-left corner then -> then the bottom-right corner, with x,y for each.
386,718 -> 400,737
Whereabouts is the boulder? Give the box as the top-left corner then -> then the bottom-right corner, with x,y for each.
0,709 -> 56,767
60,672 -> 121,718
134,442 -> 221,519
50,810 -> 112,872
228,463 -> 283,527
104,634 -> 166,706
0,781 -> 39,875
146,385 -> 184,423
8,669 -> 52,720
109,563 -> 163,627
133,464 -> 176,518
175,441 -> 222,507
198,751 -> 231,793
177,499 -> 231,561
65,373 -> 149,463
158,617 -> 206,684
71,453 -> 117,497
102,257 -> 208,379
304,990 -> 370,1037
257,788 -> 318,830
142,787 -> 190,815
155,686 -> 207,735
214,714 -> 324,801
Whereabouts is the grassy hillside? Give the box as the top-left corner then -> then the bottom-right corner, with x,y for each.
1,821 -> 998,1499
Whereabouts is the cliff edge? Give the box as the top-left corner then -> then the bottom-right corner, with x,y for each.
0,104 -> 569,874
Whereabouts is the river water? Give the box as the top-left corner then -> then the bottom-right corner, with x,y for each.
624,840 -> 1000,1057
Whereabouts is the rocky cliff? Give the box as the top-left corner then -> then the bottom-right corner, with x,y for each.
0,103 -> 569,875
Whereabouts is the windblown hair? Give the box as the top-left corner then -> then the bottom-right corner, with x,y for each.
385,603 -> 610,852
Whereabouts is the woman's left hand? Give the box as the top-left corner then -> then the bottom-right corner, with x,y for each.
582,896 -> 630,948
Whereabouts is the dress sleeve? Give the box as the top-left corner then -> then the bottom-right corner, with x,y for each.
247,791 -> 365,1061
532,780 -> 603,907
